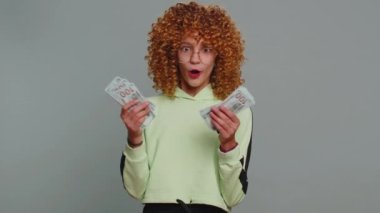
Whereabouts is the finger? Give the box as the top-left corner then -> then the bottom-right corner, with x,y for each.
211,116 -> 229,138
211,116 -> 227,136
211,108 -> 234,129
210,110 -> 238,138
137,106 -> 152,123
122,99 -> 140,110
121,100 -> 138,118
137,116 -> 146,125
212,107 -> 229,121
129,101 -> 150,114
134,106 -> 150,120
121,101 -> 145,121
219,106 -> 240,124
210,111 -> 229,133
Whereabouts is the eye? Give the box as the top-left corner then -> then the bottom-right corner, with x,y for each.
180,46 -> 191,52
202,47 -> 213,53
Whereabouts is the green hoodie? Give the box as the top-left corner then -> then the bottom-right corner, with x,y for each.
120,85 -> 254,212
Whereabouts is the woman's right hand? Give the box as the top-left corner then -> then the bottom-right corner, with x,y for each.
120,99 -> 150,146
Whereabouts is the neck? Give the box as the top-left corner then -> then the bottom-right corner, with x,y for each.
179,82 -> 209,97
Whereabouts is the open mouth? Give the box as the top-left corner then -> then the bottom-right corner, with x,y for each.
190,69 -> 200,74
189,69 -> 201,79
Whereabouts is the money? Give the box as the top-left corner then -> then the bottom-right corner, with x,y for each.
105,76 -> 156,128
200,86 -> 255,130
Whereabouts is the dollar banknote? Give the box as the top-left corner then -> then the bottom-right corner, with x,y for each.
105,76 -> 156,128
200,86 -> 255,130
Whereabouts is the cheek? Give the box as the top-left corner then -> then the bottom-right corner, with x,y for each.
177,63 -> 187,74
204,57 -> 216,69
204,62 -> 215,73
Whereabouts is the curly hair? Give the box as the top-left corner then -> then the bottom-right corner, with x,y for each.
146,1 -> 245,100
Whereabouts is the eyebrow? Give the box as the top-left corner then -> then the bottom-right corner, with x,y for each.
179,42 -> 212,47
179,42 -> 193,46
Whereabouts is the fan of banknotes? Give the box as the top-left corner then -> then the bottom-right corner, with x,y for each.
104,76 -> 156,128
105,76 -> 254,130
199,86 -> 255,130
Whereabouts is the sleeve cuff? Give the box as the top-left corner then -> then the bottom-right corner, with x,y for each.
218,144 -> 241,164
124,141 -> 146,161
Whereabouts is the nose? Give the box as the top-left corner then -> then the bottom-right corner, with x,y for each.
190,51 -> 201,64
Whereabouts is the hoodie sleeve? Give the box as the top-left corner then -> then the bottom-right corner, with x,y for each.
218,107 -> 254,208
120,132 -> 150,200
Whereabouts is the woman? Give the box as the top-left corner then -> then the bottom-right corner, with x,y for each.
120,2 -> 254,212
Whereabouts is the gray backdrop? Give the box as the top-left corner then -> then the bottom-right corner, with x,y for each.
1,0 -> 379,212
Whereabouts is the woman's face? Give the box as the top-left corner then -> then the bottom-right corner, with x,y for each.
177,35 -> 217,96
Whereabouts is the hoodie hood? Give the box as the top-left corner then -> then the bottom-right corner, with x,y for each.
174,84 -> 218,101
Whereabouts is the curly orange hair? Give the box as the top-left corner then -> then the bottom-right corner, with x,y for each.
146,1 -> 245,100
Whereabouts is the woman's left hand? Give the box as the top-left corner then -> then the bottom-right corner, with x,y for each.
210,106 -> 240,151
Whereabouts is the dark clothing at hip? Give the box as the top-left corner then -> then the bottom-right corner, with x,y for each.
143,203 -> 227,213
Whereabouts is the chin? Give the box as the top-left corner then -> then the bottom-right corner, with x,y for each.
187,81 -> 202,88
